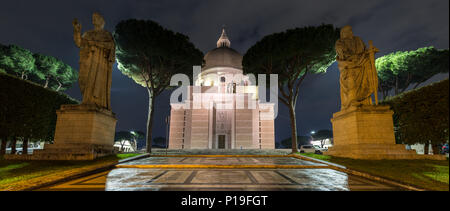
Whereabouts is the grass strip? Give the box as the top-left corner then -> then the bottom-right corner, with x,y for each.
0,153 -> 142,191
299,153 -> 449,191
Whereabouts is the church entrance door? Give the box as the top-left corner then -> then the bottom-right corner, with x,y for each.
218,135 -> 226,149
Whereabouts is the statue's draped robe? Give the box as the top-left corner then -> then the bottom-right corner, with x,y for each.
335,36 -> 373,110
77,30 -> 115,110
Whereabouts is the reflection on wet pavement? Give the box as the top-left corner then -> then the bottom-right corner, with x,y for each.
39,156 -> 403,191
106,156 -> 401,191
105,168 -> 400,191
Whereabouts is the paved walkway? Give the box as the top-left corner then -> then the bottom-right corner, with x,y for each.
39,155 -> 403,191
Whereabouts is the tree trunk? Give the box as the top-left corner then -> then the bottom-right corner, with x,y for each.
424,142 -> 429,155
146,89 -> 155,153
288,103 -> 298,153
22,138 -> 29,155
56,79 -> 62,91
431,144 -> 440,155
11,137 -> 17,154
44,76 -> 49,88
0,137 -> 7,155
383,88 -> 389,100
394,76 -> 399,95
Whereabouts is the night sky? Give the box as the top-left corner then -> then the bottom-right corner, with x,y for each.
1,0 -> 448,144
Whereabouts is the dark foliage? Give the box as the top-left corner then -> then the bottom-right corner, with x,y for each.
114,19 -> 203,153
243,24 -> 340,153
382,79 -> 449,146
280,136 -> 311,149
0,72 -> 78,153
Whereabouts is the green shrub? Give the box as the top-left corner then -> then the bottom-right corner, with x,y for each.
382,79 -> 449,146
0,72 -> 79,143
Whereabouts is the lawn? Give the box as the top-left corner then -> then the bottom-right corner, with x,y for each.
300,153 -> 449,191
0,153 -> 143,191
115,153 -> 142,160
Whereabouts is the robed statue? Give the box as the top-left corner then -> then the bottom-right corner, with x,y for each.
72,12 -> 115,110
335,25 -> 379,110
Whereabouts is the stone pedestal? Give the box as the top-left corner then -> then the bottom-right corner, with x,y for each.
8,104 -> 117,160
325,105 -> 445,160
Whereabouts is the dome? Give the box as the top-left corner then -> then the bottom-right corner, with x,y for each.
203,47 -> 243,70
203,28 -> 243,70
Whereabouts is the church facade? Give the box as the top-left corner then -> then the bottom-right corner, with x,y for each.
168,29 -> 275,149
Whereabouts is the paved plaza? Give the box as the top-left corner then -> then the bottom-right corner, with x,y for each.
39,155 -> 404,191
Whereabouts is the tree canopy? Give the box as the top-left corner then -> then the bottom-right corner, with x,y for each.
280,136 -> 311,149
0,44 -> 35,80
34,53 -> 78,91
311,129 -> 333,140
243,24 -> 340,153
376,46 -> 449,98
0,43 -> 78,91
114,19 -> 203,153
114,131 -> 133,142
153,137 -> 167,148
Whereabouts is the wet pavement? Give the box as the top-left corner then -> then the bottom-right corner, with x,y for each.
105,168 -> 399,191
39,156 -> 404,191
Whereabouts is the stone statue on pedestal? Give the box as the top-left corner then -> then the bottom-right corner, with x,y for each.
72,12 -> 115,110
323,26 -> 445,160
10,13 -> 118,160
335,25 -> 379,110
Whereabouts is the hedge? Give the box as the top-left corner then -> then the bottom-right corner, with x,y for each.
382,79 -> 449,145
0,72 -> 79,145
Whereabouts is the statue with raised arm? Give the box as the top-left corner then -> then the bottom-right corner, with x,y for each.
335,25 -> 379,110
72,12 -> 115,110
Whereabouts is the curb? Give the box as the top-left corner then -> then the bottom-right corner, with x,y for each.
290,154 -> 347,169
118,153 -> 151,163
292,154 -> 426,191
